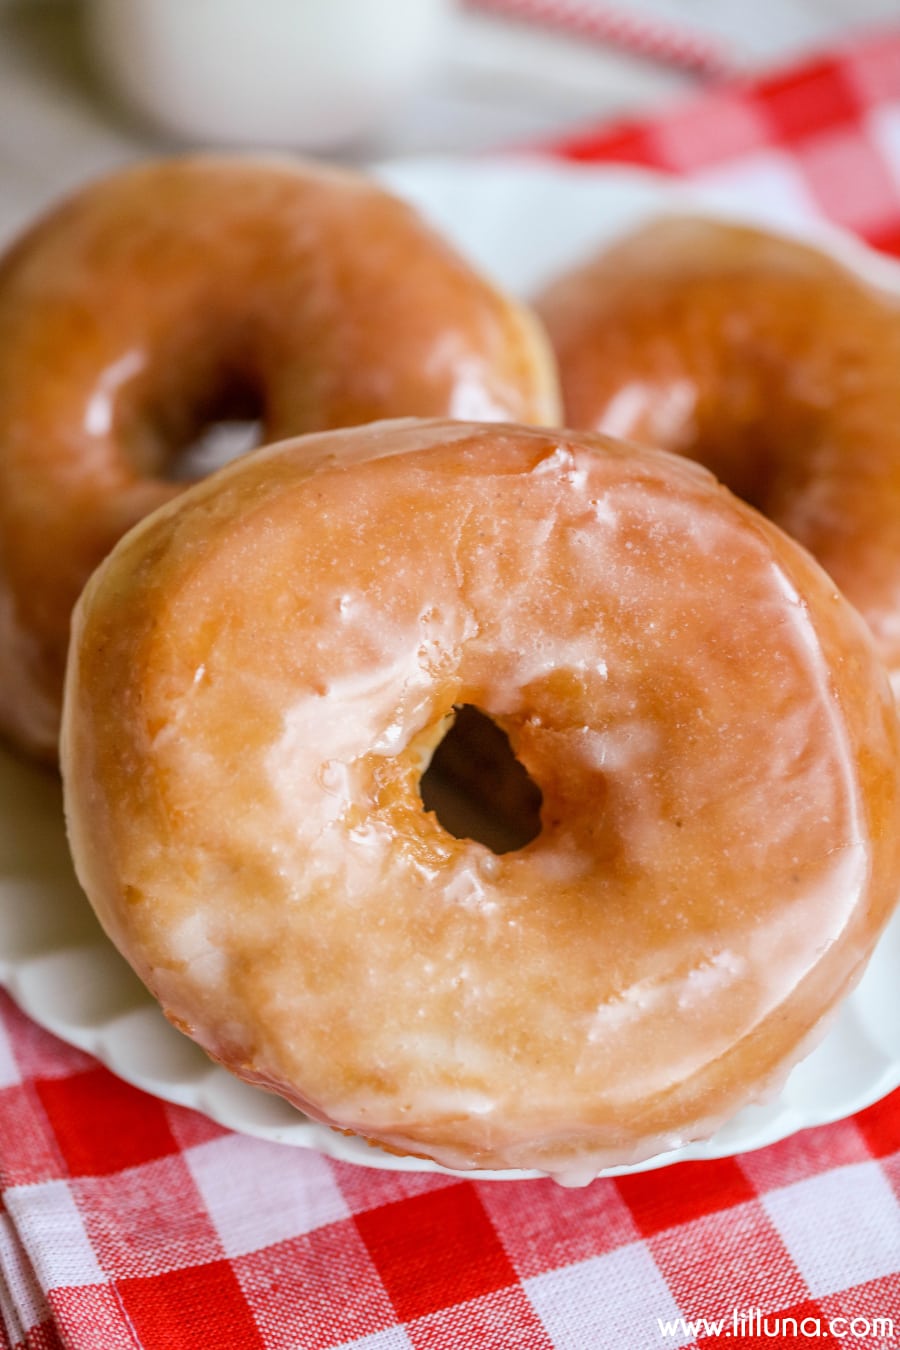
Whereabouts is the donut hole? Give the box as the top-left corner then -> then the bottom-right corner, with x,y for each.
419,704 -> 542,855
170,416 -> 263,482
165,378 -> 265,483
125,370 -> 267,482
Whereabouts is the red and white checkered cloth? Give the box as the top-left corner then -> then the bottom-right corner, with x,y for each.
3,27 -> 900,1350
549,35 -> 900,257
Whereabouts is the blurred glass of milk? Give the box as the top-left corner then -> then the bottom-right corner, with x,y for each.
86,0 -> 453,148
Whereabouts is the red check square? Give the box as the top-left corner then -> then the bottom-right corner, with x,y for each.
35,1068 -> 179,1177
554,119 -> 669,168
116,1261 -> 265,1350
355,1183 -> 517,1322
616,1157 -> 756,1237
759,58 -> 863,143
861,219 -> 900,255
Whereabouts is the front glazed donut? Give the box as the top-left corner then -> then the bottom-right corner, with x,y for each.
0,156 -> 558,759
537,217 -> 900,690
62,419 -> 900,1179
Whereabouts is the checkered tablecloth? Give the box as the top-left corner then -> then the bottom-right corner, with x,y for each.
3,25 -> 900,1350
551,30 -> 900,255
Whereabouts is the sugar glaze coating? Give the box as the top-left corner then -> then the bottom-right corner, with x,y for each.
537,217 -> 900,690
0,156 -> 557,759
62,419 -> 900,1179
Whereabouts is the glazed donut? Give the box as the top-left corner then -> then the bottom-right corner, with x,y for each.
536,216 -> 900,690
0,156 -> 558,760
61,418 -> 900,1179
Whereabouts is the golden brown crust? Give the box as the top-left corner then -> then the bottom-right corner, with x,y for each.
61,418 -> 900,1178
537,216 -> 900,689
0,156 -> 559,760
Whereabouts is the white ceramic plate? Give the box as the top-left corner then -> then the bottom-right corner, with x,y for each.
2,158 -> 900,1183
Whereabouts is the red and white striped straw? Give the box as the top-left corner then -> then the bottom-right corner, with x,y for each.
464,0 -> 735,79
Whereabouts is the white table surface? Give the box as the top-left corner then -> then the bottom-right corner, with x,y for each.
0,0 -> 897,243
